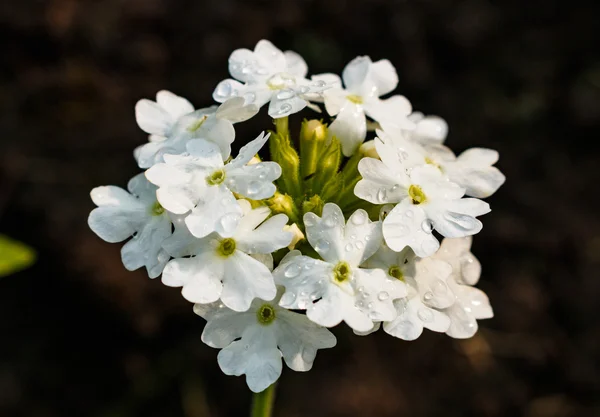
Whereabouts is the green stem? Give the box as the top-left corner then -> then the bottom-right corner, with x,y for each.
250,383 -> 277,417
274,117 -> 289,136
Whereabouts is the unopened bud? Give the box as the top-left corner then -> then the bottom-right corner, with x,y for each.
283,223 -> 305,250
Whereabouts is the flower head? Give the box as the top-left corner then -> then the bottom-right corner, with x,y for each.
273,204 -> 406,332
135,93 -> 258,168
213,40 -> 328,119
145,132 -> 281,238
313,56 -> 414,156
194,286 -> 336,393
161,200 -> 292,311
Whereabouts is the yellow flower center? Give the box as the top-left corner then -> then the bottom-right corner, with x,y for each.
347,94 -> 364,104
217,238 -> 236,257
256,304 -> 277,325
333,261 -> 352,283
388,265 -> 404,281
206,169 -> 226,186
408,185 -> 427,205
150,201 -> 165,216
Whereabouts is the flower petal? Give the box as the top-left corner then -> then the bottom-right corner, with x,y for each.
354,157 -> 408,204
155,90 -> 194,120
369,59 -> 399,96
304,203 -> 346,264
135,99 -> 173,136
414,258 -> 455,309
382,199 -> 440,257
276,308 -> 337,372
343,210 -> 383,266
226,162 -> 281,200
215,97 -> 259,123
196,303 -> 255,348
185,186 -> 241,238
342,56 -> 371,93
221,251 -> 277,311
121,216 -> 172,278
162,255 -> 224,303
284,50 -> 308,77
237,214 -> 292,254
329,102 -> 367,156
426,198 -> 490,238
217,325 -> 282,393
227,132 -> 271,170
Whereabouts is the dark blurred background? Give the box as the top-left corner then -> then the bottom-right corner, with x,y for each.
1,0 -> 599,416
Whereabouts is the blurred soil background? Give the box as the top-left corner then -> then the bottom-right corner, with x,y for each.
1,0 -> 600,416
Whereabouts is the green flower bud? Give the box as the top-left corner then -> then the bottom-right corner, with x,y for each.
299,119 -> 327,185
313,137 -> 342,195
267,192 -> 300,223
269,132 -> 302,198
302,194 -> 324,218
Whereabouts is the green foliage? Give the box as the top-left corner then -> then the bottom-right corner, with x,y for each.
0,234 -> 36,277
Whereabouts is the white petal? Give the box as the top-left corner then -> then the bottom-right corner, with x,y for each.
197,304 -> 255,348
445,148 -> 505,198
217,325 -> 282,393
88,186 -> 145,243
329,102 -> 367,156
215,97 -> 259,123
185,186 -> 241,238
426,198 -> 490,238
342,210 -> 383,266
254,40 -> 286,74
369,59 -> 399,96
304,203 -> 346,264
457,147 -> 499,165
448,278 -> 493,320
161,223 -> 214,258
213,79 -> 245,103
186,139 -> 226,168
382,199 -> 440,257
274,256 -> 332,310
409,115 -> 448,145
342,56 -> 371,93
135,99 -> 174,136
435,237 -> 481,286
155,90 -> 194,120
414,258 -> 455,309
365,95 -> 413,128
127,173 -> 158,203
162,255 -> 224,303
225,162 -> 281,200
354,158 -> 408,204
221,251 -> 277,311
276,308 -> 336,371
121,216 -> 172,278
383,297 -> 450,340
284,50 -> 308,77
321,86 -> 347,114
306,284 -> 354,328
237,214 -> 292,254
227,132 -> 271,170
374,129 -> 427,174
268,94 -> 308,118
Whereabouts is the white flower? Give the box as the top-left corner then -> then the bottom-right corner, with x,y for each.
145,132 -> 281,238
135,93 -> 258,168
362,246 -> 452,340
433,237 -> 493,338
88,173 -> 172,278
213,40 -> 328,119
273,204 -> 405,332
194,288 -> 336,393
381,111 -> 449,146
313,56 -> 413,156
161,201 -> 292,311
372,128 -> 505,198
355,133 -> 491,257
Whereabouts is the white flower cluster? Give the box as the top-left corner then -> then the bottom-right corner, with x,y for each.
88,40 -> 504,393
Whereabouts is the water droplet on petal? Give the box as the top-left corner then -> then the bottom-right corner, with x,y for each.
433,280 -> 447,295
351,211 -> 367,225
284,263 -> 301,278
315,239 -> 330,253
243,92 -> 256,104
423,291 -> 434,301
377,188 -> 387,202
378,291 -> 389,301
355,241 -> 364,250
246,181 -> 262,197
345,243 -> 353,252
280,292 -> 297,305
219,213 -> 241,234
405,210 -> 413,218
323,215 -> 337,228
276,89 -> 295,100
417,308 -> 434,322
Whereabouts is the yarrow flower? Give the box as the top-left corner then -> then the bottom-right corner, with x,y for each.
87,39 -> 503,402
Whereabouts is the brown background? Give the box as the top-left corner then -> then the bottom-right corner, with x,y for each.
1,0 -> 599,416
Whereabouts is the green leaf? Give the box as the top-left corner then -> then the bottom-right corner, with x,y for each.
0,235 -> 36,277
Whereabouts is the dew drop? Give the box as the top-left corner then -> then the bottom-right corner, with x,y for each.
304,214 -> 317,227
280,292 -> 296,305
345,243 -> 353,252
246,181 -> 262,197
367,302 -> 373,309
351,211 -> 367,225
274,103 -> 293,116
377,188 -> 387,202
423,291 -> 434,301
315,239 -> 330,253
243,92 -> 256,104
323,215 -> 337,228
433,280 -> 447,295
276,89 -> 295,100
219,213 -> 241,234
355,241 -> 364,250
284,263 -> 301,278
312,80 -> 326,88
421,219 -> 434,233
405,210 -> 414,219
377,291 -> 389,301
